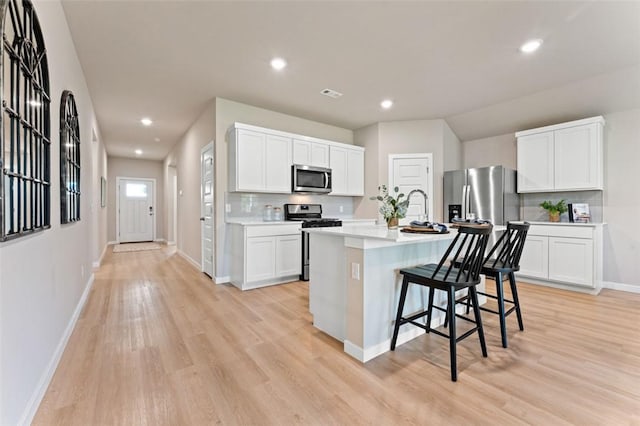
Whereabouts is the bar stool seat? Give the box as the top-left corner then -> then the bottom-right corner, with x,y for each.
390,224 -> 493,382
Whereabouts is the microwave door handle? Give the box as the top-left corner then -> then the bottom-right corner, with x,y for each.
324,172 -> 330,189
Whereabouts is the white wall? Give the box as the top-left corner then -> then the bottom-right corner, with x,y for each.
107,156 -> 165,242
0,1 -> 107,424
462,132 -> 517,170
602,109 -> 640,287
354,119 -> 460,223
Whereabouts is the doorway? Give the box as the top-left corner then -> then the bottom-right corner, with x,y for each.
388,153 -> 434,226
201,142 -> 214,278
116,177 -> 156,243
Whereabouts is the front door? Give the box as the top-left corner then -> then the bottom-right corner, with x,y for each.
201,143 -> 214,278
389,154 -> 433,226
118,178 -> 154,243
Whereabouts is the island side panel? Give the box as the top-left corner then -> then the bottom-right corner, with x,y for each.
350,239 -> 452,362
308,233 -> 347,341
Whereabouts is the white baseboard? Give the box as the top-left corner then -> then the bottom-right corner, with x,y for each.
107,240 -> 118,245
602,281 -> 640,294
214,275 -> 230,284
92,243 -> 109,269
177,249 -> 201,271
167,241 -> 176,246
153,238 -> 166,243
19,272 -> 96,426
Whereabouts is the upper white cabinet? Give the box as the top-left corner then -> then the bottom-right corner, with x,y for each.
293,139 -> 330,168
229,127 -> 292,193
329,145 -> 364,196
229,122 -> 365,196
516,116 -> 604,193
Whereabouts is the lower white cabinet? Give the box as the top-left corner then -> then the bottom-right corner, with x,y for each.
517,223 -> 603,292
230,223 -> 301,290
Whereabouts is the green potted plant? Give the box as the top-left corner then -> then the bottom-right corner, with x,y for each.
370,185 -> 409,229
539,199 -> 568,222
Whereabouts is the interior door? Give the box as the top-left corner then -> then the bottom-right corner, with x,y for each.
118,178 -> 154,243
201,143 -> 214,278
389,155 -> 432,225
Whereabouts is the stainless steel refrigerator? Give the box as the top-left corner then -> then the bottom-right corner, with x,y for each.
443,166 -> 519,225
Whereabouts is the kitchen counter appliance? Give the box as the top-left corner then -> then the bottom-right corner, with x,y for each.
284,203 -> 341,281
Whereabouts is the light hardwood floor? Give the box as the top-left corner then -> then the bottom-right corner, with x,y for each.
34,246 -> 640,425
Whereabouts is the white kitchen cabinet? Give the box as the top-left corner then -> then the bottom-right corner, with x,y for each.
293,139 -> 330,168
229,127 -> 292,193
230,223 -> 302,290
516,116 -> 604,193
330,145 -> 365,196
517,223 -> 603,292
516,132 -> 554,192
518,235 -> 549,279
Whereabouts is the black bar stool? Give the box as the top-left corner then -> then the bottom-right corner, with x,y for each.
463,221 -> 530,348
390,224 -> 493,382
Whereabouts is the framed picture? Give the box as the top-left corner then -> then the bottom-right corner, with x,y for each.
569,203 -> 590,223
100,176 -> 107,208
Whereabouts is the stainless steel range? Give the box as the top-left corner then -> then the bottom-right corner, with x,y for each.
284,204 -> 342,281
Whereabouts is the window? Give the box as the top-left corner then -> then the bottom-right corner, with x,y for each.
1,0 -> 51,241
60,90 -> 80,223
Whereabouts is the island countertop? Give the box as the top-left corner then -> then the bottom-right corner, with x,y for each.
303,224 -> 456,247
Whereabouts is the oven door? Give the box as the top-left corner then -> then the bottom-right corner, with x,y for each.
292,165 -> 332,194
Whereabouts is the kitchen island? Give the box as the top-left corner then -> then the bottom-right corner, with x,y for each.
305,224 -> 478,362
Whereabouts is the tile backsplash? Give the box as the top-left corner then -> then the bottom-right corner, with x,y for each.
521,190 -> 603,223
225,192 -> 355,220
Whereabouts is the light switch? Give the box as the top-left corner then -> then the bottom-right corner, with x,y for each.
351,262 -> 360,280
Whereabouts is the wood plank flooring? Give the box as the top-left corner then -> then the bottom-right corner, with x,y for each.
34,246 -> 640,425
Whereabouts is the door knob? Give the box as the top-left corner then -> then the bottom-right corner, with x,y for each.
200,217 -> 205,221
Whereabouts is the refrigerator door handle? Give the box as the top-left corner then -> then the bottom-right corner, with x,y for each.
461,185 -> 467,220
466,184 -> 472,219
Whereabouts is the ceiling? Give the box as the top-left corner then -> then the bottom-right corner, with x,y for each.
61,1 -> 640,160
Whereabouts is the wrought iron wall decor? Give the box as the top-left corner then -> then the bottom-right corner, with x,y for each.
60,90 -> 80,223
0,0 -> 51,241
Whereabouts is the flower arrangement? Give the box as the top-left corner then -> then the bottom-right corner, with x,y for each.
370,185 -> 409,227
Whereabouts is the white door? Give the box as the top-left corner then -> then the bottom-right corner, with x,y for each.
118,178 -> 154,243
518,235 -> 549,279
389,154 -> 433,226
201,143 -> 214,278
275,235 -> 301,277
329,146 -> 348,195
548,237 -> 594,287
517,132 -> 554,192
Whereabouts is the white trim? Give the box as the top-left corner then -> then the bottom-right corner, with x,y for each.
19,273 -> 96,426
515,115 -> 605,137
214,275 -> 230,284
388,153 -> 434,223
177,249 -> 201,270
201,142 -> 215,275
107,240 -> 118,245
115,176 -> 157,244
602,281 -> 640,294
516,275 -> 600,295
153,238 -> 166,243
92,243 -> 109,269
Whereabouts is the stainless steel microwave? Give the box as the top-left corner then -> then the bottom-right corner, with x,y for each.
292,164 -> 332,194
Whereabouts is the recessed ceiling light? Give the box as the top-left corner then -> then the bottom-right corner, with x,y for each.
154,137 -> 160,142
381,99 -> 393,109
520,39 -> 543,53
135,149 -> 143,155
270,57 -> 287,71
140,117 -> 153,126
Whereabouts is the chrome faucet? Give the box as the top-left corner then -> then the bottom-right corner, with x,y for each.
407,189 -> 429,222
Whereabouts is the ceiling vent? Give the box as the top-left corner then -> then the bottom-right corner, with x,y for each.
320,88 -> 343,99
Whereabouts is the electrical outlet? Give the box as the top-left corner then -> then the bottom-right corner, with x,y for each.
225,203 -> 231,213
339,205 -> 344,213
351,262 -> 360,280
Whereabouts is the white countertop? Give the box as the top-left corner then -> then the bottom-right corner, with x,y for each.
526,221 -> 605,227
226,219 -> 302,226
304,224 -> 456,244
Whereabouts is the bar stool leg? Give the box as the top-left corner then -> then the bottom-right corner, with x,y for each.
447,286 -> 457,382
469,285 -> 488,357
509,272 -> 524,331
391,277 -> 410,350
495,272 -> 508,348
425,287 -> 435,333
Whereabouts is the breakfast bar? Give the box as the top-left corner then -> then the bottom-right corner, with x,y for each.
305,224 -> 476,362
